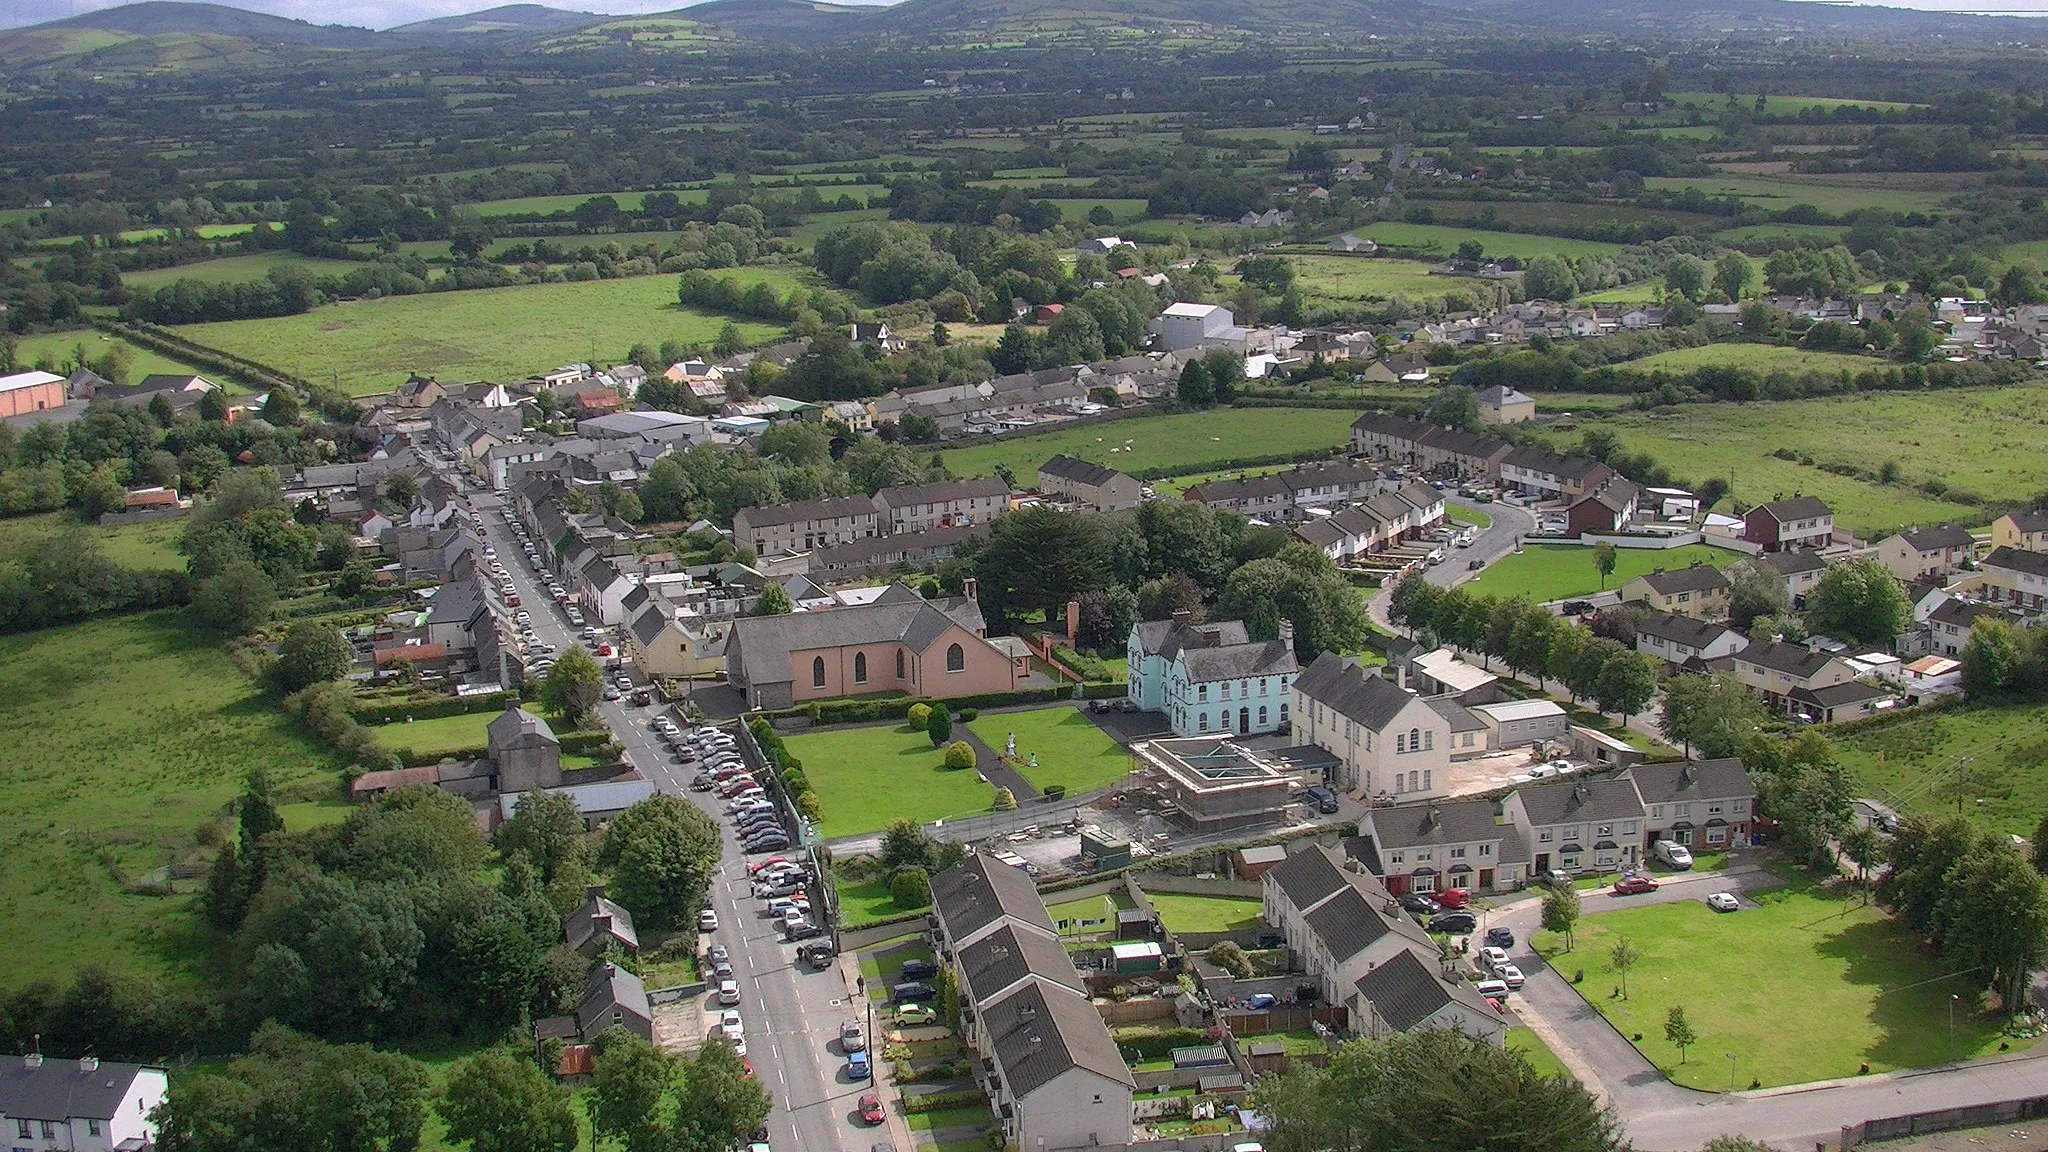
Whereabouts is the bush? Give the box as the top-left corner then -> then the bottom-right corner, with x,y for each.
1043,784 -> 1066,801
993,787 -> 1016,811
943,740 -> 976,770
351,690 -> 518,725
1113,1027 -> 1211,1060
907,702 -> 933,731
1206,940 -> 1254,979
797,792 -> 823,821
958,707 -> 978,722
925,706 -> 953,747
890,866 -> 931,909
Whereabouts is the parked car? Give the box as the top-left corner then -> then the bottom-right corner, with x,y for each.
1303,785 -> 1339,814
1654,840 -> 1694,870
896,1003 -> 937,1026
898,959 -> 938,980
1428,912 -> 1477,935
1612,875 -> 1660,896
1560,600 -> 1595,616
1399,893 -> 1441,917
1435,887 -> 1471,910
1477,946 -> 1511,972
840,1020 -> 866,1052
892,981 -> 937,1003
785,918 -> 823,941
1484,927 -> 1515,949
847,1051 -> 871,1082
690,776 -> 715,791
1467,559 -> 1485,571
718,980 -> 740,1006
858,1092 -> 884,1124
800,941 -> 836,968
746,836 -> 791,854
699,909 -> 719,931
1539,869 -> 1574,889
1705,892 -> 1740,913
1473,978 -> 1510,1001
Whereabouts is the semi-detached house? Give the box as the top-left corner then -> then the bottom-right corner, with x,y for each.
1622,758 -> 1756,854
1633,611 -> 1749,668
1501,776 -> 1648,878
1362,796 -> 1529,895
1989,511 -> 2048,553
1874,525 -> 1976,583
1744,496 -> 1834,552
1752,549 -> 1829,608
1619,563 -> 1732,621
1981,546 -> 2048,610
1729,640 -> 1858,715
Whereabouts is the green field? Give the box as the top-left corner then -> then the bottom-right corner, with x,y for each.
1446,501 -> 1491,530
1152,464 -> 1293,497
9,328 -> 216,384
1834,701 -> 2048,838
1534,871 -> 2019,1090
1047,197 -> 1150,224
1144,891 -> 1262,933
368,712 -> 496,758
0,612 -> 340,990
470,191 -> 652,217
1642,174 -> 1951,215
1286,256 -> 1456,302
940,407 -> 1352,483
1623,344 -> 1884,376
965,705 -> 1130,795
1344,223 -> 1625,260
1664,91 -> 1926,115
1462,543 -> 1744,603
782,721 -> 1001,838
1527,386 -> 2046,535
0,511 -> 188,570
122,252 -> 364,290
1506,1027 -> 1570,1080
172,272 -> 795,394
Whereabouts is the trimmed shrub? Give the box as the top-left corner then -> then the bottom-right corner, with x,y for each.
943,740 -> 975,770
907,702 -> 933,731
958,707 -> 978,722
993,787 -> 1016,811
890,866 -> 931,909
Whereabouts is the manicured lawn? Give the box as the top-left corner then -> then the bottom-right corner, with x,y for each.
1519,386 -> 2038,536
1835,701 -> 2048,838
368,711 -> 495,757
0,612 -> 341,991
1506,1027 -> 1571,1080
1462,542 -> 1744,603
1623,344 -> 1884,376
966,706 -> 1130,795
784,722 -> 1000,838
1446,500 -> 1491,530
833,870 -> 914,928
1532,872 -> 2022,1090
906,1105 -> 995,1132
939,407 -> 1353,485
0,511 -> 188,571
1145,892 -> 1263,934
173,271 -> 797,395
1046,890 -> 1132,934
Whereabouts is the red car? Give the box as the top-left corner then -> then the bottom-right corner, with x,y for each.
859,1093 -> 885,1125
1435,887 -> 1472,909
1612,875 -> 1660,896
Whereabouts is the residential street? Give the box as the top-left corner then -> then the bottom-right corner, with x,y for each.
467,486 -> 873,1152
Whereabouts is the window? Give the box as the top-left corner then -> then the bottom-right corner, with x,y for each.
1408,727 -> 1420,752
1259,680 -> 1269,696
1538,830 -> 1553,843
1220,682 -> 1231,701
1198,684 -> 1209,702
1422,769 -> 1432,791
88,1122 -> 100,1138
1259,706 -> 1268,726
1423,730 -> 1433,751
946,643 -> 964,672
1707,827 -> 1727,845
38,1124 -> 50,1140
1651,805 -> 1665,820
1416,849 -> 1433,862
1622,821 -> 1637,836
1390,852 -> 1404,864
1280,703 -> 1289,725
1732,799 -> 1747,813
1596,823 -> 1613,837
1408,770 -> 1419,792
811,656 -> 826,688
1198,714 -> 1209,732
1396,732 -> 1406,753
1480,843 -> 1493,856
1708,803 -> 1724,815
1450,847 -> 1466,859
896,650 -> 906,679
14,1122 -> 27,1140
853,652 -> 867,684
1675,802 -> 1691,819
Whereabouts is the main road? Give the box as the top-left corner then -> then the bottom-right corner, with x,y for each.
463,481 -> 872,1152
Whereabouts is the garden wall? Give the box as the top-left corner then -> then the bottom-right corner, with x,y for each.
1134,873 -> 1263,899
1846,1094 -> 2048,1150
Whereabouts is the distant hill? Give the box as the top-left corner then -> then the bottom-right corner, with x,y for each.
672,0 -> 876,41
12,1 -> 377,44
386,3 -> 603,39
1419,0 -> 2037,38
0,1 -> 385,69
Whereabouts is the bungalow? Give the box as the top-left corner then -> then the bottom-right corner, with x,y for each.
1618,563 -> 1732,621
1790,680 -> 1894,724
1731,640 -> 1859,714
1874,525 -> 1976,583
1621,758 -> 1756,854
1980,546 -> 2048,610
577,962 -> 652,1042
1989,510 -> 2048,554
1633,611 -> 1749,668
1744,496 -> 1834,553
1291,652 -> 1450,802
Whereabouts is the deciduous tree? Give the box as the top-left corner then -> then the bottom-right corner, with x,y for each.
437,1049 -> 578,1152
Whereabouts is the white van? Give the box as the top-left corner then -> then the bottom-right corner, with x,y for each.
1655,840 -> 1694,870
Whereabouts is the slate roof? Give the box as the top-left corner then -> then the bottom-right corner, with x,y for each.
1292,652 -> 1420,731
1754,550 -> 1829,577
1302,884 -> 1394,961
1739,640 -> 1843,680
1514,776 -> 1645,827
733,494 -> 878,530
1895,525 -> 1975,552
565,888 -> 640,952
1038,454 -> 1128,488
929,853 -> 1054,943
1476,385 -> 1533,407
875,476 -> 1012,509
1753,496 -> 1833,523
1352,947 -> 1500,1033
1984,546 -> 2048,578
1929,598 -> 2007,629
957,922 -> 1085,1005
2005,510 -> 2048,533
1634,611 -> 1738,649
629,603 -> 671,647
488,705 -> 559,749
981,980 -> 1135,1098
1632,564 -> 1730,596
1791,681 -> 1893,708
1622,759 -> 1753,806
1181,639 -> 1298,682
727,591 -> 987,687
1266,844 -> 1350,911
1132,619 -> 1252,662
576,962 -> 651,1038
1423,695 -> 1487,733
0,1058 -> 159,1122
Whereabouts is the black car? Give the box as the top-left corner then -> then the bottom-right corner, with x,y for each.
1484,927 -> 1516,949
1467,559 -> 1485,571
746,839 -> 792,855
1400,893 -> 1441,917
1428,912 -> 1477,935
891,981 -> 937,1002
800,941 -> 837,968
1560,600 -> 1595,616
898,959 -> 938,980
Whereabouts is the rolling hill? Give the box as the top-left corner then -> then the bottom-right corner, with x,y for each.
385,3 -> 603,38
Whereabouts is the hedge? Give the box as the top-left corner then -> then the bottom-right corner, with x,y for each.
898,1090 -> 988,1115
352,690 -> 520,725
1114,1027 -> 1212,1060
790,685 -> 1084,726
1130,444 -> 1342,482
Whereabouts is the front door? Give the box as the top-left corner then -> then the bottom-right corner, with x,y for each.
1478,868 -> 1495,890
1534,853 -> 1550,874
1239,707 -> 1250,734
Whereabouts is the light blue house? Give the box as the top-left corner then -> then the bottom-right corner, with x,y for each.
1128,615 -> 1300,738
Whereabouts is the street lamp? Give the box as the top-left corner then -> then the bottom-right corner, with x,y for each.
1949,994 -> 1960,1063
1725,1052 -> 1736,1092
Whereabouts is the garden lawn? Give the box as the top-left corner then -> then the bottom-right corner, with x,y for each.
1446,500 -> 1491,530
368,711 -> 497,758
967,706 -> 1130,795
1046,890 -> 1131,935
173,272 -> 795,394
1622,344 -> 1883,376
0,511 -> 187,571
1145,892 -> 1262,933
1532,872 -> 2020,1090
1835,700 -> 2048,838
833,869 -> 915,928
906,1105 -> 995,1133
0,611 -> 341,991
1461,543 -> 1743,603
783,722 -> 999,838
1518,387 -> 2039,537
1506,1027 -> 1570,1080
8,328 -> 218,387
940,407 -> 1350,485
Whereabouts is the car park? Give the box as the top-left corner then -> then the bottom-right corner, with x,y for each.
858,1092 -> 884,1123
1613,875 -> 1660,895
840,1021 -> 865,1052
1706,892 -> 1740,912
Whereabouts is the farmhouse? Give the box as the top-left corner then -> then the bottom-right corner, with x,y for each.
1037,455 -> 1143,512
724,582 -> 1016,709
1744,496 -> 1834,553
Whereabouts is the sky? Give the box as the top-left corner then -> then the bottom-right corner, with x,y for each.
4,0 -> 2047,30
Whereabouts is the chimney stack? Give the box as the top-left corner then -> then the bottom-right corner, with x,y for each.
79,1056 -> 97,1073
962,576 -> 978,601
1171,609 -> 1191,626
586,883 -> 606,901
1278,619 -> 1296,654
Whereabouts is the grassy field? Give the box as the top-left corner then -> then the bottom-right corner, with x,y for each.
1046,197 -> 1149,224
940,407 -> 1351,483
1151,464 -> 1294,497
1462,542 -> 1744,603
122,252 -> 364,290
1623,344 -> 1884,376
470,191 -> 652,217
0,612 -> 340,991
1506,1026 -> 1571,1080
173,272 -> 794,395
1342,223 -> 1625,260
783,721 -> 1000,838
1286,256 -> 1455,302
368,711 -> 497,758
1664,91 -> 1925,115
1534,871 -> 2020,1090
1447,500 -> 1491,530
9,328 -> 216,384
1641,174 -> 1951,215
1144,891 -> 1262,933
1834,701 -> 2048,838
1528,386 -> 2048,535
966,706 -> 1130,795
0,511 -> 188,571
